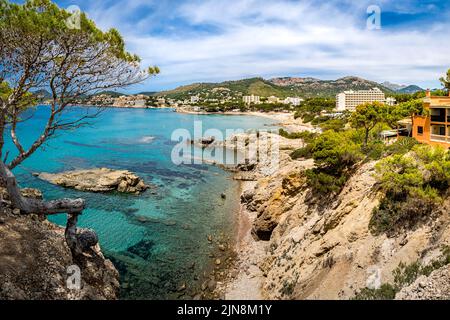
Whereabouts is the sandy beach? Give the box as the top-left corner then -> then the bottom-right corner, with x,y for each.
213,123 -> 311,300
175,108 -> 320,134
219,181 -> 268,300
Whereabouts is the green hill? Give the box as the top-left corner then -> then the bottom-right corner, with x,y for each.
32,89 -> 52,100
92,91 -> 127,97
398,85 -> 423,94
156,76 -> 394,99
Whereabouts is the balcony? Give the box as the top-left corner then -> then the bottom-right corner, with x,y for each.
430,134 -> 448,142
430,108 -> 447,123
431,116 -> 445,122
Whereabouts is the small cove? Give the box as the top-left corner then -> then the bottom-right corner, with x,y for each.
5,106 -> 278,299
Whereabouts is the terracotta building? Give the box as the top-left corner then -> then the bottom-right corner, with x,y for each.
412,90 -> 450,149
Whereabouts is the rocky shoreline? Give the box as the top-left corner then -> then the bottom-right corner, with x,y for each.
214,122 -> 450,300
211,129 -> 307,299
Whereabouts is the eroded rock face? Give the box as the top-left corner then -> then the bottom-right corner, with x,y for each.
0,190 -> 119,300
231,140 -> 450,300
36,168 -> 149,194
255,161 -> 450,300
245,166 -> 311,241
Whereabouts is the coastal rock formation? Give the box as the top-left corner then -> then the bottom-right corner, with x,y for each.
396,265 -> 450,300
256,160 -> 449,299
221,131 -> 450,300
36,168 -> 149,194
0,188 -> 119,300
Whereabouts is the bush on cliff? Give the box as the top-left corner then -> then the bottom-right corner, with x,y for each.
279,128 -> 317,141
304,130 -> 364,196
370,145 -> 450,235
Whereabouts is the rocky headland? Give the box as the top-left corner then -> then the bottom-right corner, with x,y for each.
216,131 -> 450,300
36,168 -> 149,194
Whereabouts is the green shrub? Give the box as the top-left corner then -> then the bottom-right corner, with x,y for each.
300,130 -> 363,197
279,128 -> 317,141
305,169 -> 349,195
364,140 -> 387,160
290,146 -> 313,160
309,130 -> 363,170
319,118 -> 348,132
302,113 -> 315,123
371,144 -> 449,235
386,137 -> 418,156
393,261 -> 422,290
352,284 -> 397,300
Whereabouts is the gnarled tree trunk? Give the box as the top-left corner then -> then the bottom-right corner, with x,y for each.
0,161 -> 98,258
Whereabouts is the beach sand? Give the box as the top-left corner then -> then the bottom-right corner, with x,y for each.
220,181 -> 268,300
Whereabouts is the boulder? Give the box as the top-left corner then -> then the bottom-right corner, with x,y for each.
37,168 -> 149,194
20,188 -> 43,200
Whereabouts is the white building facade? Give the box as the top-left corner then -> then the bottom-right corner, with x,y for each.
336,88 -> 386,111
386,97 -> 397,106
243,95 -> 260,104
284,97 -> 304,106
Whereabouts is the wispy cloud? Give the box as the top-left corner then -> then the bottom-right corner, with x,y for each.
57,0 -> 450,92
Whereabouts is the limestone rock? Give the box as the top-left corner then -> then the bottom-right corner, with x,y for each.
0,214 -> 119,300
20,188 -> 43,200
37,168 -> 149,194
396,265 -> 450,300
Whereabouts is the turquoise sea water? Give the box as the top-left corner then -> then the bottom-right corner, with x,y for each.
4,106 -> 277,299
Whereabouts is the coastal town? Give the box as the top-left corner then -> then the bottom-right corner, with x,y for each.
2,0 -> 450,306
51,80 -> 450,150
71,85 -> 396,112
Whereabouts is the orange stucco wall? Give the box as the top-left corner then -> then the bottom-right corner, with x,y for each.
412,114 -> 450,149
412,115 -> 430,144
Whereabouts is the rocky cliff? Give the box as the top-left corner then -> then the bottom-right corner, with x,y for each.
224,134 -> 450,300
0,187 -> 119,300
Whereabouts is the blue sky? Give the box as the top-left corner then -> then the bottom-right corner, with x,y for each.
27,0 -> 450,92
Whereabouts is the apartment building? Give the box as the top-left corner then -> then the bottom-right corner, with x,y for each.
243,95 -> 260,104
386,97 -> 397,106
336,88 -> 386,111
412,91 -> 450,149
284,97 -> 304,106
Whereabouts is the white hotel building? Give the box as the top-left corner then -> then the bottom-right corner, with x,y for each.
336,88 -> 386,111
243,95 -> 261,104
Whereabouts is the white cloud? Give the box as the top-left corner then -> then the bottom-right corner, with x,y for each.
81,0 -> 449,91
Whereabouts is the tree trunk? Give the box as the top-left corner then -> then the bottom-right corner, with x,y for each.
0,160 -> 98,258
364,128 -> 370,147
0,114 -> 5,162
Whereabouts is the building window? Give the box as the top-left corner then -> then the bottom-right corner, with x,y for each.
417,126 -> 423,135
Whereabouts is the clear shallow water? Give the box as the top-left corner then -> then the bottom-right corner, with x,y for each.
4,106 -> 278,299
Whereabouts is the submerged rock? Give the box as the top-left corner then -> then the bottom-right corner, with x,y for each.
36,168 -> 149,194
126,239 -> 155,260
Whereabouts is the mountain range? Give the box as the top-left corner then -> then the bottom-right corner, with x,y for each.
32,76 -> 424,100
157,76 -> 424,99
381,81 -> 423,93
